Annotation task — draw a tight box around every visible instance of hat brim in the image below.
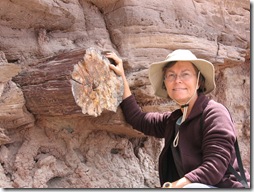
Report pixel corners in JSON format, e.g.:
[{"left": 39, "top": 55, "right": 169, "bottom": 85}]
[{"left": 149, "top": 59, "right": 216, "bottom": 98}]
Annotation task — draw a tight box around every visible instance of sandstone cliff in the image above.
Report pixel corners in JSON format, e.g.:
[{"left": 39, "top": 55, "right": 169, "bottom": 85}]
[{"left": 0, "top": 0, "right": 250, "bottom": 188}]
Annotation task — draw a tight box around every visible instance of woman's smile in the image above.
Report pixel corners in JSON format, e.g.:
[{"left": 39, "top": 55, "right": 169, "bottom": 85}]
[{"left": 173, "top": 87, "right": 187, "bottom": 91}]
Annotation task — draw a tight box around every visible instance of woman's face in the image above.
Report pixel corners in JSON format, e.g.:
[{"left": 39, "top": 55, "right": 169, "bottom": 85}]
[{"left": 164, "top": 61, "right": 198, "bottom": 104}]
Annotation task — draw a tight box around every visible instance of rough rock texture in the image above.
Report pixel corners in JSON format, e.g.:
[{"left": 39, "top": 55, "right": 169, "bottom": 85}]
[{"left": 0, "top": 0, "right": 250, "bottom": 188}]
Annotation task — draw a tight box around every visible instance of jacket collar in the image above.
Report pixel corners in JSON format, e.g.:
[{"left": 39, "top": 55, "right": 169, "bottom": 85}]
[{"left": 170, "top": 93, "right": 210, "bottom": 123}]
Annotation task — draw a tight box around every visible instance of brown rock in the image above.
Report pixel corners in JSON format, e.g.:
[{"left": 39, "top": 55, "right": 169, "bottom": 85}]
[{"left": 0, "top": 51, "right": 21, "bottom": 83}]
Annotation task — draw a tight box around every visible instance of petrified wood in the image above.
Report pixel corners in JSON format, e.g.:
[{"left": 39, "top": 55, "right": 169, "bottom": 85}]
[
  {"left": 13, "top": 48, "right": 123, "bottom": 116},
  {"left": 71, "top": 48, "right": 123, "bottom": 117}
]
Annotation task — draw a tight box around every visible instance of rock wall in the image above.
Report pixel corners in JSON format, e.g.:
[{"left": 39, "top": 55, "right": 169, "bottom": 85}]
[{"left": 0, "top": 0, "right": 250, "bottom": 188}]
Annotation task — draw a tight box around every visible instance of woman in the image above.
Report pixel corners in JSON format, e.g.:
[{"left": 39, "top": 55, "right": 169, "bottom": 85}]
[{"left": 106, "top": 49, "right": 250, "bottom": 188}]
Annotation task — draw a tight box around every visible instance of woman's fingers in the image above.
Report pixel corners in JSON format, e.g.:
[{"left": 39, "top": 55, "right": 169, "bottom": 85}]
[
  {"left": 104, "top": 52, "right": 122, "bottom": 65},
  {"left": 103, "top": 51, "right": 125, "bottom": 77}
]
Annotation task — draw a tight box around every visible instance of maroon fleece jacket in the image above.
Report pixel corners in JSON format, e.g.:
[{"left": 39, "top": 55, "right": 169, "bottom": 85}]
[{"left": 120, "top": 94, "right": 250, "bottom": 188}]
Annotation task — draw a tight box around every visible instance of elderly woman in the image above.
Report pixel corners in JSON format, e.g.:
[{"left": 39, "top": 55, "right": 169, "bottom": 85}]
[{"left": 106, "top": 49, "right": 250, "bottom": 188}]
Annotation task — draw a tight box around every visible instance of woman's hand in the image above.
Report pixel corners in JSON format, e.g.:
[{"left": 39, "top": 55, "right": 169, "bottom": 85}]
[
  {"left": 162, "top": 177, "right": 191, "bottom": 188},
  {"left": 104, "top": 51, "right": 132, "bottom": 99},
  {"left": 105, "top": 52, "right": 125, "bottom": 77}
]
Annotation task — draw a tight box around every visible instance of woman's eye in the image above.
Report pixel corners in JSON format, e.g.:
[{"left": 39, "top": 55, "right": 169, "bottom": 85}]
[
  {"left": 166, "top": 74, "right": 175, "bottom": 79},
  {"left": 182, "top": 73, "right": 191, "bottom": 77}
]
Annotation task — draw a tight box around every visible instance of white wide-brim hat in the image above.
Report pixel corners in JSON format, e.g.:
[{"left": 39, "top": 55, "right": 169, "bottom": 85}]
[{"left": 149, "top": 49, "right": 216, "bottom": 98}]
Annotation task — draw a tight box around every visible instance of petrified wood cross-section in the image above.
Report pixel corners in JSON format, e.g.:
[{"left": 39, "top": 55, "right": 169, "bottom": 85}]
[{"left": 71, "top": 48, "right": 123, "bottom": 117}]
